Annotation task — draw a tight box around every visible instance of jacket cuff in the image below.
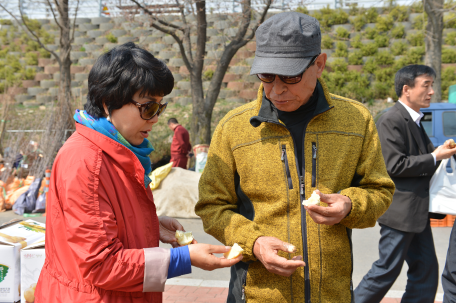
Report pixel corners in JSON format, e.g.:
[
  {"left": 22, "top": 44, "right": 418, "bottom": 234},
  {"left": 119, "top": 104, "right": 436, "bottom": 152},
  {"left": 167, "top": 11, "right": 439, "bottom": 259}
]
[
  {"left": 242, "top": 232, "right": 264, "bottom": 262},
  {"left": 143, "top": 247, "right": 170, "bottom": 292}
]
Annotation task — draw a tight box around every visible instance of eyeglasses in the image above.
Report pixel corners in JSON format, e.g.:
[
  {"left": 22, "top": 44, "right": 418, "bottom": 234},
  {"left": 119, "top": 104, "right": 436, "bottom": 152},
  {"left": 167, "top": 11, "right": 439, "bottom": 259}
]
[
  {"left": 129, "top": 100, "right": 168, "bottom": 120},
  {"left": 257, "top": 54, "right": 320, "bottom": 84}
]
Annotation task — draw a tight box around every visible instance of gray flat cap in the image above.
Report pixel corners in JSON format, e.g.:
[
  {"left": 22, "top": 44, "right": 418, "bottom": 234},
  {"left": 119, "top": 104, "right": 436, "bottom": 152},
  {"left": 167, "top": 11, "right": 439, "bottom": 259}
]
[{"left": 250, "top": 12, "right": 321, "bottom": 76}]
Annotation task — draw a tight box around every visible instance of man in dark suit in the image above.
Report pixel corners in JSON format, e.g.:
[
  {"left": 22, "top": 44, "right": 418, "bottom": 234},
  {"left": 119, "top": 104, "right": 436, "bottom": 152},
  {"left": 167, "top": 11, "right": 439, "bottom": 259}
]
[{"left": 354, "top": 65, "right": 456, "bottom": 303}]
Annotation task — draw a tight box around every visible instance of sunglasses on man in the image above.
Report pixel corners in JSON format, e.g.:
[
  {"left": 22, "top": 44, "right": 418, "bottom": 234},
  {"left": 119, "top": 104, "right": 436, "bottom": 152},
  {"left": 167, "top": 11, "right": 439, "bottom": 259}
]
[
  {"left": 256, "top": 54, "right": 320, "bottom": 84},
  {"left": 129, "top": 100, "right": 168, "bottom": 120}
]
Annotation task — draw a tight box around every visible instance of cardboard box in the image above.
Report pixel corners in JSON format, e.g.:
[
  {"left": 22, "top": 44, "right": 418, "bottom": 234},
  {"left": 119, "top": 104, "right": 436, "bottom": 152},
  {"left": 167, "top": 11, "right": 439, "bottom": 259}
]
[
  {"left": 0, "top": 220, "right": 45, "bottom": 303},
  {"left": 21, "top": 240, "right": 45, "bottom": 303}
]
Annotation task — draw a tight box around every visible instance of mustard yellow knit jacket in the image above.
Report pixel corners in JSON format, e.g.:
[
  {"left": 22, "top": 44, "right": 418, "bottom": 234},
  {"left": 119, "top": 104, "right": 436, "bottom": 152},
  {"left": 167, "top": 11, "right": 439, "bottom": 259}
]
[{"left": 195, "top": 78, "right": 395, "bottom": 303}]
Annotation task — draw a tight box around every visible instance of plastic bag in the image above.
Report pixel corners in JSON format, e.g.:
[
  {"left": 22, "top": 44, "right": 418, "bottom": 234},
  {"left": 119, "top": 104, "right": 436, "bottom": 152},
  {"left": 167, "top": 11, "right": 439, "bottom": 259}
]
[
  {"left": 429, "top": 157, "right": 456, "bottom": 215},
  {"left": 13, "top": 178, "right": 42, "bottom": 215},
  {"left": 149, "top": 162, "right": 173, "bottom": 190}
]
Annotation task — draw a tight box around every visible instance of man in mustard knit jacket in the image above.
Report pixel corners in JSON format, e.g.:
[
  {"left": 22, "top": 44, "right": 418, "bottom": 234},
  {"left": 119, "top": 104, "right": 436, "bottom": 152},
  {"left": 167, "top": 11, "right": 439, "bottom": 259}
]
[{"left": 195, "top": 12, "right": 395, "bottom": 303}]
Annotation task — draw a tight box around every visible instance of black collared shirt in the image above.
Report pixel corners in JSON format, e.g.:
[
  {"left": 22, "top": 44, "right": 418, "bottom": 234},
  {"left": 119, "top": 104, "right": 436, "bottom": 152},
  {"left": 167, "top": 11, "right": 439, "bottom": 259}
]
[{"left": 268, "top": 86, "right": 319, "bottom": 174}]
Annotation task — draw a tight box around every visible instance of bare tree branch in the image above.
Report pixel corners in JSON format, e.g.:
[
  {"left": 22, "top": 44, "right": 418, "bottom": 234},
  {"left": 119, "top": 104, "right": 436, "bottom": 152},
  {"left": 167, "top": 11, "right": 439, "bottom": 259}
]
[
  {"left": 70, "top": 0, "right": 80, "bottom": 43},
  {"left": 176, "top": 0, "right": 193, "bottom": 63},
  {"left": 0, "top": 3, "right": 61, "bottom": 66},
  {"left": 130, "top": 0, "right": 194, "bottom": 70},
  {"left": 130, "top": 0, "right": 186, "bottom": 31},
  {"left": 45, "top": 0, "right": 63, "bottom": 29}
]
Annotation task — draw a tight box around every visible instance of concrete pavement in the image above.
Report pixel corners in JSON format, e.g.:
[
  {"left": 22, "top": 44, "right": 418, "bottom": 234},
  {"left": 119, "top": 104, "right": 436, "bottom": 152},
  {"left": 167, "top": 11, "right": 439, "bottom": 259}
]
[{"left": 0, "top": 211, "right": 452, "bottom": 301}]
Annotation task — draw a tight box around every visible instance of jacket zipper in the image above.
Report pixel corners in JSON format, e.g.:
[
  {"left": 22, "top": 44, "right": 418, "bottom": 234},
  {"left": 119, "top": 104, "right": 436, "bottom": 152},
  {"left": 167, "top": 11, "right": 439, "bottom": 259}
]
[
  {"left": 312, "top": 142, "right": 317, "bottom": 188},
  {"left": 281, "top": 145, "right": 293, "bottom": 189},
  {"left": 241, "top": 270, "right": 248, "bottom": 301}
]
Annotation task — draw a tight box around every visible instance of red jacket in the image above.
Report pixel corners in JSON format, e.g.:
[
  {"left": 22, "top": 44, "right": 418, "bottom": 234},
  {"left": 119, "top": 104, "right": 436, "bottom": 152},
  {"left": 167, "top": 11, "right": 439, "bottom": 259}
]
[
  {"left": 35, "top": 124, "right": 167, "bottom": 303},
  {"left": 170, "top": 125, "right": 191, "bottom": 155}
]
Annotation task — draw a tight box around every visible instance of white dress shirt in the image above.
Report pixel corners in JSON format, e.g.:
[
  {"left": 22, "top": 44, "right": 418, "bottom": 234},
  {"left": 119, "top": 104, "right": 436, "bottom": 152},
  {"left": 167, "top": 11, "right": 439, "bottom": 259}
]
[{"left": 398, "top": 100, "right": 436, "bottom": 165}]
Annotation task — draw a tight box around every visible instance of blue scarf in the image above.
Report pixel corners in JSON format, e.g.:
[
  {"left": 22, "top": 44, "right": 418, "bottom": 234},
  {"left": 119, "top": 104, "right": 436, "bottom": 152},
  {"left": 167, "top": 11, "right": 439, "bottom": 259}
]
[{"left": 74, "top": 110, "right": 153, "bottom": 188}]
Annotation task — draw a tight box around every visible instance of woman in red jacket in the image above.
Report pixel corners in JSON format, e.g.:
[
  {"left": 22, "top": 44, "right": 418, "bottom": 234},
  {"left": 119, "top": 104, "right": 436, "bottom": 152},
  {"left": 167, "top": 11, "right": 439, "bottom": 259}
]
[{"left": 35, "top": 42, "right": 242, "bottom": 303}]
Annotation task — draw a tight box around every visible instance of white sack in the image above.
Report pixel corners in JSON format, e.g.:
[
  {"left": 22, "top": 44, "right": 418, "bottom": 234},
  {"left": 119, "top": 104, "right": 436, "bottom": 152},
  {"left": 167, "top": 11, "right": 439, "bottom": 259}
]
[
  {"left": 429, "top": 157, "right": 456, "bottom": 215},
  {"left": 152, "top": 167, "right": 201, "bottom": 218}
]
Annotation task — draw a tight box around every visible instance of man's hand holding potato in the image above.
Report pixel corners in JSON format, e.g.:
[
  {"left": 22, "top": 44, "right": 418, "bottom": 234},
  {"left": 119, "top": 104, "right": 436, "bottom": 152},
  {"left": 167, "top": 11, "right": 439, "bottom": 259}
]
[
  {"left": 304, "top": 190, "right": 352, "bottom": 225},
  {"left": 253, "top": 236, "right": 305, "bottom": 277}
]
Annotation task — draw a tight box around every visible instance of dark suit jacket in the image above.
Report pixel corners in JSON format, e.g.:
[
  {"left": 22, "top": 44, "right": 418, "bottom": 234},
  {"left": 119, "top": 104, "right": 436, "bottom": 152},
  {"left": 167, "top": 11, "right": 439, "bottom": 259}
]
[{"left": 376, "top": 102, "right": 441, "bottom": 233}]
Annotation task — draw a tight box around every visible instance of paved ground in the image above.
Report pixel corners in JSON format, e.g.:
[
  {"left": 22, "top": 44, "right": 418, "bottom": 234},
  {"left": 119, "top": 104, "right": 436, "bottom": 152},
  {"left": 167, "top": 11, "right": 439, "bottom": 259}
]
[{"left": 0, "top": 211, "right": 452, "bottom": 302}]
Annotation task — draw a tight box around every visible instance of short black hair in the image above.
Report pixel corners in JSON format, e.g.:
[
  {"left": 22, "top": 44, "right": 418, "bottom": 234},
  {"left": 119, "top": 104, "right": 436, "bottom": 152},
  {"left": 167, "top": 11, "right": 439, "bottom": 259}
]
[
  {"left": 168, "top": 118, "right": 178, "bottom": 125},
  {"left": 394, "top": 65, "right": 436, "bottom": 98},
  {"left": 85, "top": 42, "right": 174, "bottom": 118}
]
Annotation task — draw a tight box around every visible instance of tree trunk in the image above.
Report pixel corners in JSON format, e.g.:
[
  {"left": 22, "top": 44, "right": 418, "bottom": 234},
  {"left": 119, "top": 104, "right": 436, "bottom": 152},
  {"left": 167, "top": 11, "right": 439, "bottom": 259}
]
[
  {"left": 190, "top": 0, "right": 207, "bottom": 145},
  {"left": 424, "top": 0, "right": 444, "bottom": 102},
  {"left": 58, "top": 0, "right": 74, "bottom": 125}
]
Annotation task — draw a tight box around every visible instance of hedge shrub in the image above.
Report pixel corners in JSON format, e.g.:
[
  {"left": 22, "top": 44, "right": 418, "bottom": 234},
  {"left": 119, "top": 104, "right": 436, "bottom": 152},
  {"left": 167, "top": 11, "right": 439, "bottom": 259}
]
[
  {"left": 322, "top": 34, "right": 333, "bottom": 49},
  {"left": 334, "top": 41, "right": 348, "bottom": 57},
  {"left": 361, "top": 42, "right": 378, "bottom": 56},
  {"left": 407, "top": 32, "right": 424, "bottom": 46},
  {"left": 445, "top": 31, "right": 456, "bottom": 45},
  {"left": 390, "top": 41, "right": 408, "bottom": 56},
  {"left": 348, "top": 50, "right": 364, "bottom": 65},
  {"left": 391, "top": 25, "right": 405, "bottom": 39},
  {"left": 335, "top": 27, "right": 350, "bottom": 39},
  {"left": 375, "top": 34, "right": 390, "bottom": 47},
  {"left": 376, "top": 15, "right": 394, "bottom": 32},
  {"left": 442, "top": 48, "right": 456, "bottom": 63}
]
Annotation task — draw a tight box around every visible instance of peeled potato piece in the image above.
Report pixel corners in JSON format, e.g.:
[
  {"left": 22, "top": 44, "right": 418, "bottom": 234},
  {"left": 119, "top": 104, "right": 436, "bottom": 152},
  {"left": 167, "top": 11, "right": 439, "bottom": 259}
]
[
  {"left": 284, "top": 243, "right": 297, "bottom": 253},
  {"left": 224, "top": 243, "right": 244, "bottom": 259},
  {"left": 175, "top": 230, "right": 194, "bottom": 246},
  {"left": 302, "top": 190, "right": 321, "bottom": 206}
]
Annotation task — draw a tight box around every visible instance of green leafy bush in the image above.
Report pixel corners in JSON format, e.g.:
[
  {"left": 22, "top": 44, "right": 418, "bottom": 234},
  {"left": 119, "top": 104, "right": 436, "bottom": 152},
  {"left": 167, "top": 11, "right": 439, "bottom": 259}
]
[
  {"left": 407, "top": 32, "right": 424, "bottom": 46},
  {"left": 445, "top": 13, "right": 456, "bottom": 28},
  {"left": 334, "top": 41, "right": 348, "bottom": 57},
  {"left": 375, "top": 34, "right": 390, "bottom": 47},
  {"left": 374, "top": 67, "right": 395, "bottom": 85},
  {"left": 352, "top": 15, "right": 367, "bottom": 31},
  {"left": 296, "top": 6, "right": 309, "bottom": 14},
  {"left": 362, "top": 58, "right": 377, "bottom": 74},
  {"left": 0, "top": 19, "right": 12, "bottom": 25},
  {"left": 442, "top": 48, "right": 456, "bottom": 63},
  {"left": 442, "top": 67, "right": 456, "bottom": 98},
  {"left": 375, "top": 51, "right": 394, "bottom": 65},
  {"left": 38, "top": 48, "right": 51, "bottom": 59},
  {"left": 348, "top": 50, "right": 363, "bottom": 64},
  {"left": 412, "top": 14, "right": 427, "bottom": 29},
  {"left": 410, "top": 1, "right": 423, "bottom": 13},
  {"left": 364, "top": 27, "right": 378, "bottom": 39},
  {"left": 394, "top": 47, "right": 425, "bottom": 68},
  {"left": 372, "top": 81, "right": 394, "bottom": 99},
  {"left": 361, "top": 42, "right": 378, "bottom": 56},
  {"left": 203, "top": 69, "right": 214, "bottom": 81},
  {"left": 364, "top": 7, "right": 379, "bottom": 23},
  {"left": 351, "top": 34, "right": 363, "bottom": 48},
  {"left": 312, "top": 6, "right": 349, "bottom": 28},
  {"left": 24, "top": 68, "right": 36, "bottom": 80},
  {"left": 376, "top": 15, "right": 394, "bottom": 32},
  {"left": 322, "top": 34, "right": 333, "bottom": 49},
  {"left": 25, "top": 40, "right": 40, "bottom": 52},
  {"left": 106, "top": 33, "right": 118, "bottom": 43},
  {"left": 390, "top": 41, "right": 408, "bottom": 55},
  {"left": 391, "top": 25, "right": 405, "bottom": 39},
  {"left": 388, "top": 5, "right": 409, "bottom": 22},
  {"left": 335, "top": 27, "right": 350, "bottom": 39},
  {"left": 445, "top": 32, "right": 456, "bottom": 45},
  {"left": 25, "top": 53, "right": 38, "bottom": 65},
  {"left": 348, "top": 3, "right": 360, "bottom": 16},
  {"left": 329, "top": 58, "right": 348, "bottom": 72}
]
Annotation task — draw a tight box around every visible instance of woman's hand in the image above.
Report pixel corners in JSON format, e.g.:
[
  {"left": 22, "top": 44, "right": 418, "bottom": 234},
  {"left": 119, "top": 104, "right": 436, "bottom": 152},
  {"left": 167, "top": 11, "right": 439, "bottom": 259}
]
[
  {"left": 158, "top": 216, "right": 185, "bottom": 248},
  {"left": 188, "top": 244, "right": 243, "bottom": 271}
]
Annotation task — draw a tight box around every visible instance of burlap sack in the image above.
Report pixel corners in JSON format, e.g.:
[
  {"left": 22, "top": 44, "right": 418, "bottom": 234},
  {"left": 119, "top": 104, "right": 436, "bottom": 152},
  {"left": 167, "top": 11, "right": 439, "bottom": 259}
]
[{"left": 152, "top": 167, "right": 201, "bottom": 218}]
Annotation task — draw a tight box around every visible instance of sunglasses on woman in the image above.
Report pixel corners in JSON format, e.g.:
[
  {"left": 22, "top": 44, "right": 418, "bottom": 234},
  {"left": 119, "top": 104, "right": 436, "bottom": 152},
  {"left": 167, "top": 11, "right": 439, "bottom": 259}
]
[
  {"left": 257, "top": 54, "right": 320, "bottom": 84},
  {"left": 129, "top": 100, "right": 168, "bottom": 120}
]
